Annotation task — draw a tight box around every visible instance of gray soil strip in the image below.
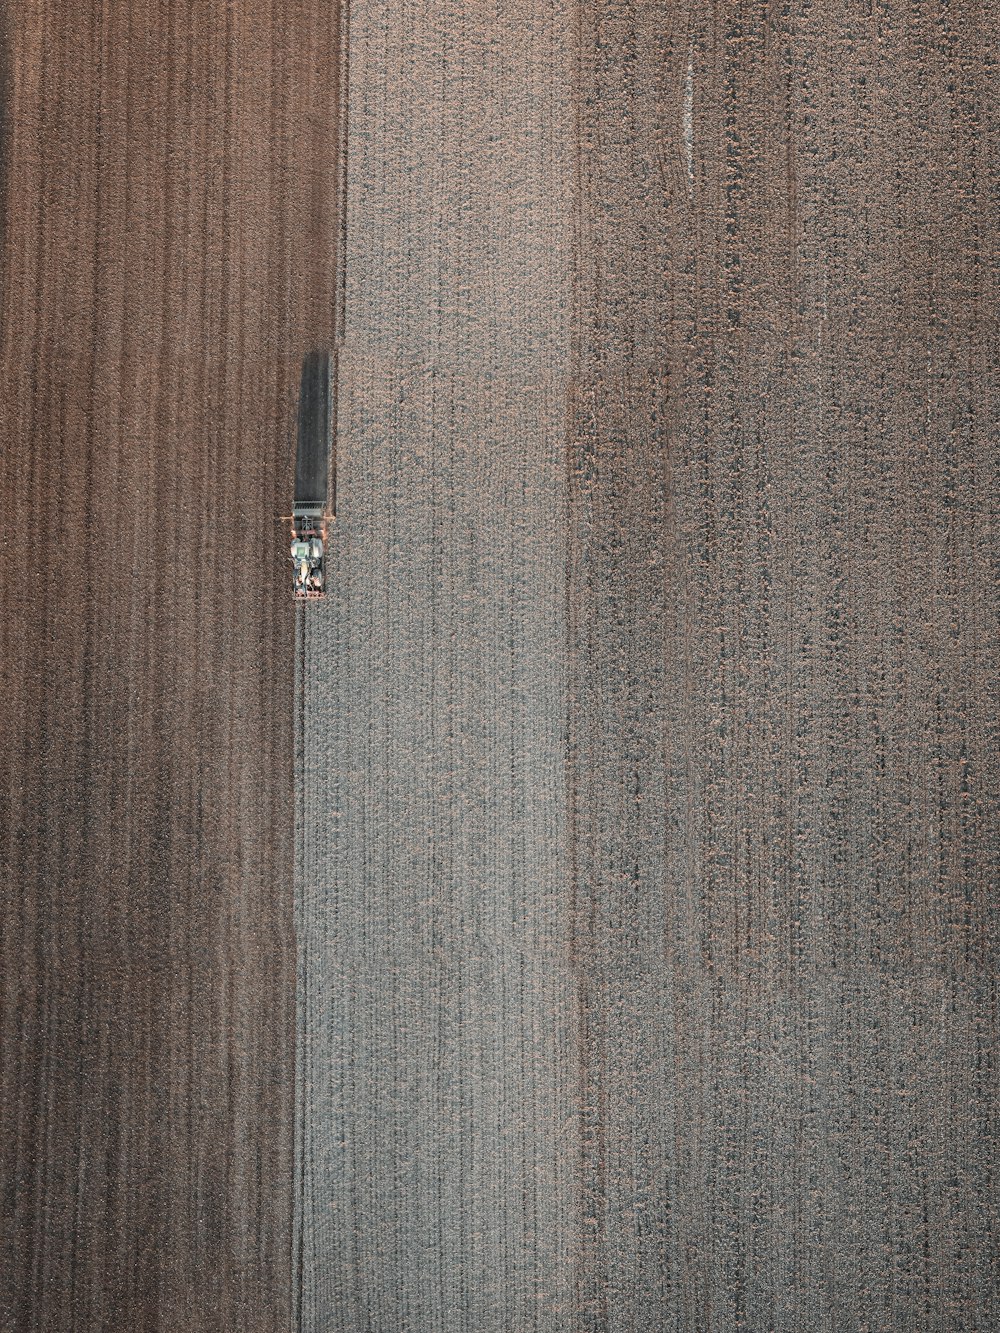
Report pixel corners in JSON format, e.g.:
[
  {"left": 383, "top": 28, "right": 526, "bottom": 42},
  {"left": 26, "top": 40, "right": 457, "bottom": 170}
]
[
  {"left": 293, "top": 1, "right": 579, "bottom": 1328},
  {"left": 296, "top": 1, "right": 999, "bottom": 1330}
]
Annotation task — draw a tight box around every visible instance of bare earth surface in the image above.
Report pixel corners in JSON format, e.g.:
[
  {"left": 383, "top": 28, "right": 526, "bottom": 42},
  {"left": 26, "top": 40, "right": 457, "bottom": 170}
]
[
  {"left": 567, "top": 7, "right": 1000, "bottom": 1329},
  {"left": 1, "top": 1, "right": 998, "bottom": 1331},
  {"left": 294, "top": 1, "right": 579, "bottom": 1325},
  {"left": 0, "top": 4, "right": 341, "bottom": 1329},
  {"left": 297, "top": 2, "right": 999, "bottom": 1331}
]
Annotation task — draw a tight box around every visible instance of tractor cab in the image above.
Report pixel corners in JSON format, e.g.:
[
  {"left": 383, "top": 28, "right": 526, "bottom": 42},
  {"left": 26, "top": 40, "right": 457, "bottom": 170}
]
[{"left": 290, "top": 511, "right": 327, "bottom": 598}]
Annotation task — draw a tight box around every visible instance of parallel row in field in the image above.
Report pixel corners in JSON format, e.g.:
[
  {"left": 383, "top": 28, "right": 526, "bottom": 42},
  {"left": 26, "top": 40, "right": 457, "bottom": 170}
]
[
  {"left": 298, "top": 2, "right": 999, "bottom": 1330},
  {"left": 0, "top": 4, "right": 342, "bottom": 1328}
]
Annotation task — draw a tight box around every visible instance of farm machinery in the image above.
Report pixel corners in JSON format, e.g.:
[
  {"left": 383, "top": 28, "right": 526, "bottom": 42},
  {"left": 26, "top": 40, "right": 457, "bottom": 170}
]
[{"left": 286, "top": 351, "right": 334, "bottom": 600}]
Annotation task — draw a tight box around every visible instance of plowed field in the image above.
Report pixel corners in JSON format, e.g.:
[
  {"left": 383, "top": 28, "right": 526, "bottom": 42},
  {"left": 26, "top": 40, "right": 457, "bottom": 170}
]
[
  {"left": 1, "top": 5, "right": 343, "bottom": 1328},
  {"left": 2, "top": 3, "right": 997, "bottom": 1332}
]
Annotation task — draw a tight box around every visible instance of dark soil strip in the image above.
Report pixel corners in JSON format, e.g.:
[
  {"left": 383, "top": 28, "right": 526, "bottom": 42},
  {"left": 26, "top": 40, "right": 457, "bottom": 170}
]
[{"left": 0, "top": 4, "right": 341, "bottom": 1328}]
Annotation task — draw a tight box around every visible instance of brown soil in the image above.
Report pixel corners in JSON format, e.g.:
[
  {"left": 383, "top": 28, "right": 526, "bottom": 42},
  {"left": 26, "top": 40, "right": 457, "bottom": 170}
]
[
  {"left": 0, "top": 4, "right": 343, "bottom": 1329},
  {"left": 567, "top": 5, "right": 999, "bottom": 1327},
  {"left": 2, "top": 1, "right": 998, "bottom": 1331}
]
